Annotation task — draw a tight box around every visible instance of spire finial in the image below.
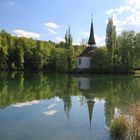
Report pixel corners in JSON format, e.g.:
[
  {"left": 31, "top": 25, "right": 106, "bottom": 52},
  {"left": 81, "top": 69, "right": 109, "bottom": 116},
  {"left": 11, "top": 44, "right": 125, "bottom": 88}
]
[{"left": 91, "top": 13, "right": 93, "bottom": 22}]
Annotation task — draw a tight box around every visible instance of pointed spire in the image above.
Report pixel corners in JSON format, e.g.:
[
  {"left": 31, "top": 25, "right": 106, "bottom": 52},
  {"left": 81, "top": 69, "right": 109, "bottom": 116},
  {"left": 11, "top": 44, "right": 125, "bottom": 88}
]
[{"left": 88, "top": 15, "right": 96, "bottom": 46}]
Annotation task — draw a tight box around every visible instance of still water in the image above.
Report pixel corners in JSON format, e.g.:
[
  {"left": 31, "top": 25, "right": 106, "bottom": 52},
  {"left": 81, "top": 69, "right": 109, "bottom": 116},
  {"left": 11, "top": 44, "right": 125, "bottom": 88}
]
[{"left": 0, "top": 72, "right": 140, "bottom": 140}]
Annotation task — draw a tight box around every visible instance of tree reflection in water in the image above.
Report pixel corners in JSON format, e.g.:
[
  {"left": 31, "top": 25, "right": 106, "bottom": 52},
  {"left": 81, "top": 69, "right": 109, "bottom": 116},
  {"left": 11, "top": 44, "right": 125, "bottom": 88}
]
[{"left": 0, "top": 72, "right": 140, "bottom": 127}]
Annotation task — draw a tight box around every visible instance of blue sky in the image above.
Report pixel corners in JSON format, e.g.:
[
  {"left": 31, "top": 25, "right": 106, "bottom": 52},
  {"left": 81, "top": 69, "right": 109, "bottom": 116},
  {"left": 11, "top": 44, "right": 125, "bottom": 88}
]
[{"left": 0, "top": 0, "right": 140, "bottom": 46}]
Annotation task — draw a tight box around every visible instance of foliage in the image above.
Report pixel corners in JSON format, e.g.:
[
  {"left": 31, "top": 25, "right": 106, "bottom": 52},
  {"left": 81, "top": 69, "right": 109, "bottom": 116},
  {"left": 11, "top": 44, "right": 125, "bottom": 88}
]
[
  {"left": 0, "top": 26, "right": 140, "bottom": 73},
  {"left": 91, "top": 47, "right": 112, "bottom": 73},
  {"left": 110, "top": 116, "right": 129, "bottom": 140},
  {"left": 0, "top": 47, "right": 7, "bottom": 70},
  {"left": 65, "top": 26, "right": 73, "bottom": 48},
  {"left": 129, "top": 101, "right": 140, "bottom": 140},
  {"left": 106, "top": 18, "right": 116, "bottom": 53},
  {"left": 110, "top": 100, "right": 140, "bottom": 140},
  {"left": 91, "top": 29, "right": 140, "bottom": 73},
  {"left": 0, "top": 30, "right": 82, "bottom": 72}
]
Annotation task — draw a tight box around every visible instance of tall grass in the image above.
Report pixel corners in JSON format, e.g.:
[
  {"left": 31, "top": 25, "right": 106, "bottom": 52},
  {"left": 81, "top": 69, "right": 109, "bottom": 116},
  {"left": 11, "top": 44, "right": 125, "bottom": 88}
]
[
  {"left": 110, "top": 116, "right": 129, "bottom": 140},
  {"left": 110, "top": 101, "right": 140, "bottom": 140},
  {"left": 129, "top": 101, "right": 140, "bottom": 140}
]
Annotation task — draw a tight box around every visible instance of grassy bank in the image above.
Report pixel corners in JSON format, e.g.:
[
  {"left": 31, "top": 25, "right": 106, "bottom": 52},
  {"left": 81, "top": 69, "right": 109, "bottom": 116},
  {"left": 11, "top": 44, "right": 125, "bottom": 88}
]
[{"left": 110, "top": 101, "right": 140, "bottom": 140}]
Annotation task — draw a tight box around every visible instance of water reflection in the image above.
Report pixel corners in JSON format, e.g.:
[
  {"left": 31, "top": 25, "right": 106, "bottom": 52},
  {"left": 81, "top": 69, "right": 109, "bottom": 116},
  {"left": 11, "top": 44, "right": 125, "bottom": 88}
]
[
  {"left": 0, "top": 72, "right": 140, "bottom": 139},
  {"left": 78, "top": 77, "right": 90, "bottom": 90}
]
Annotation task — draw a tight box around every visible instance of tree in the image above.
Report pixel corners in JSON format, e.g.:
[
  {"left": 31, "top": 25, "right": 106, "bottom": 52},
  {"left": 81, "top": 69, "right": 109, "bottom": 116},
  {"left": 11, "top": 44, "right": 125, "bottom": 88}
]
[
  {"left": 134, "top": 33, "right": 140, "bottom": 67},
  {"left": 80, "top": 38, "right": 88, "bottom": 48},
  {"left": 0, "top": 47, "right": 7, "bottom": 70},
  {"left": 65, "top": 26, "right": 73, "bottom": 48},
  {"left": 106, "top": 18, "right": 117, "bottom": 66},
  {"left": 117, "top": 31, "right": 135, "bottom": 71},
  {"left": 14, "top": 39, "right": 24, "bottom": 70},
  {"left": 91, "top": 47, "right": 112, "bottom": 73}
]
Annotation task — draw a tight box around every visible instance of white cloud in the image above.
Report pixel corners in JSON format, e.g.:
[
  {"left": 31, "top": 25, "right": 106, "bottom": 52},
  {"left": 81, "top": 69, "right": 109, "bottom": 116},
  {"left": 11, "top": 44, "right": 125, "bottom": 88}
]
[
  {"left": 82, "top": 32, "right": 89, "bottom": 38},
  {"left": 116, "top": 14, "right": 140, "bottom": 34},
  {"left": 95, "top": 35, "right": 105, "bottom": 46},
  {"left": 125, "top": 0, "right": 140, "bottom": 9},
  {"left": 121, "top": 14, "right": 140, "bottom": 26},
  {"left": 48, "top": 28, "right": 57, "bottom": 35},
  {"left": 8, "top": 1, "right": 15, "bottom": 5},
  {"left": 12, "top": 100, "right": 40, "bottom": 107},
  {"left": 113, "top": 16, "right": 121, "bottom": 26},
  {"left": 56, "top": 36, "right": 64, "bottom": 42},
  {"left": 44, "top": 22, "right": 59, "bottom": 29},
  {"left": 106, "top": 0, "right": 140, "bottom": 34},
  {"left": 13, "top": 29, "right": 40, "bottom": 38},
  {"left": 106, "top": 5, "right": 135, "bottom": 16},
  {"left": 44, "top": 22, "right": 59, "bottom": 35}
]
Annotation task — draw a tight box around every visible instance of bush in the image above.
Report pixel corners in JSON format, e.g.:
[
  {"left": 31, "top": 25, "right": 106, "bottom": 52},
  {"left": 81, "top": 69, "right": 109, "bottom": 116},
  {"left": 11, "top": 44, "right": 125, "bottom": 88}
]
[{"left": 110, "top": 116, "right": 129, "bottom": 140}]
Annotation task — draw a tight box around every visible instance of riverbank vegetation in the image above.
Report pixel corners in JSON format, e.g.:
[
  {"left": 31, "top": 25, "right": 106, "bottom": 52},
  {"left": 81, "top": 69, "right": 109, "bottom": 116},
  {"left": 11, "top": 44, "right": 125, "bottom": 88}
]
[
  {"left": 110, "top": 101, "right": 140, "bottom": 140},
  {"left": 0, "top": 18, "right": 140, "bottom": 73}
]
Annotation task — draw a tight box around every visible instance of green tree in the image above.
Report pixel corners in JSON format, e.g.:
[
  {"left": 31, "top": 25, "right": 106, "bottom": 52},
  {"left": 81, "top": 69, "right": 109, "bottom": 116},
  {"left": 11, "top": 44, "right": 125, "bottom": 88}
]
[
  {"left": 32, "top": 48, "right": 44, "bottom": 70},
  {"left": 91, "top": 47, "right": 112, "bottom": 73},
  {"left": 134, "top": 33, "right": 140, "bottom": 67},
  {"left": 0, "top": 47, "right": 7, "bottom": 70},
  {"left": 65, "top": 26, "right": 72, "bottom": 48},
  {"left": 14, "top": 39, "right": 24, "bottom": 70},
  {"left": 117, "top": 31, "right": 135, "bottom": 71},
  {"left": 106, "top": 18, "right": 117, "bottom": 66}
]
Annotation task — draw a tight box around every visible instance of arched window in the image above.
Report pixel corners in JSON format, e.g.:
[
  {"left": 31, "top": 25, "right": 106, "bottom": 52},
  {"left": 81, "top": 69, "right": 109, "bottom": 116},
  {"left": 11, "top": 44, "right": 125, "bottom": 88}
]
[{"left": 79, "top": 58, "right": 81, "bottom": 64}]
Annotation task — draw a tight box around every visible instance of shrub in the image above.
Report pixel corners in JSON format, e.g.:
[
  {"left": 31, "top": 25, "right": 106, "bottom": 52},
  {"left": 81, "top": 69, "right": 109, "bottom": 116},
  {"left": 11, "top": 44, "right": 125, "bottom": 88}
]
[{"left": 110, "top": 116, "right": 129, "bottom": 140}]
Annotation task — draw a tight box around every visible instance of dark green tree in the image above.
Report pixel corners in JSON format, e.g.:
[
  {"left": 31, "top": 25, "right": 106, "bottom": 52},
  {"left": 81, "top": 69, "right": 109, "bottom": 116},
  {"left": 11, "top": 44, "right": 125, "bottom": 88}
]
[
  {"left": 65, "top": 26, "right": 73, "bottom": 48},
  {"left": 0, "top": 47, "right": 7, "bottom": 70},
  {"left": 106, "top": 18, "right": 117, "bottom": 66},
  {"left": 14, "top": 39, "right": 24, "bottom": 70}
]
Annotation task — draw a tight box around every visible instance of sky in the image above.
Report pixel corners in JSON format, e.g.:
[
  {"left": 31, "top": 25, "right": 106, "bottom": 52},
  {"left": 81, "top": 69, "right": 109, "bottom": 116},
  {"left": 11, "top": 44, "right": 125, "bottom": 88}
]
[{"left": 0, "top": 0, "right": 140, "bottom": 46}]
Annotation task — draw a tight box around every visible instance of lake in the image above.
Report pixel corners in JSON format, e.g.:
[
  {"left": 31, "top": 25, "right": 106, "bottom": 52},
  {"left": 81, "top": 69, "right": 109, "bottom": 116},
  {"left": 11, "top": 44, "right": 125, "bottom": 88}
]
[{"left": 0, "top": 72, "right": 140, "bottom": 140}]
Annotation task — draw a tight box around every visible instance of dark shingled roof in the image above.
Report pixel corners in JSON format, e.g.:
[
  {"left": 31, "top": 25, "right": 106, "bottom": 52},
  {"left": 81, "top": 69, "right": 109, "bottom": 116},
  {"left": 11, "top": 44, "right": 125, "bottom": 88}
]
[{"left": 78, "top": 47, "right": 95, "bottom": 57}]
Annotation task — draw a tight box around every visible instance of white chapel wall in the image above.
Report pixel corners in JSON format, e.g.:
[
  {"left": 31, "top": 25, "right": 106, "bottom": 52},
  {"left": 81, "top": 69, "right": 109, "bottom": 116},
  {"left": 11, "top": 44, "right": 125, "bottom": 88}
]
[{"left": 77, "top": 57, "right": 91, "bottom": 69}]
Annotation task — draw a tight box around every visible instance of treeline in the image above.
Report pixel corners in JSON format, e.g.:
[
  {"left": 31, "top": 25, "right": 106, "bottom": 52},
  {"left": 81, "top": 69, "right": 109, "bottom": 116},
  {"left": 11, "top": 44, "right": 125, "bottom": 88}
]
[
  {"left": 1, "top": 18, "right": 140, "bottom": 73},
  {"left": 0, "top": 29, "right": 83, "bottom": 72},
  {"left": 91, "top": 18, "right": 140, "bottom": 73}
]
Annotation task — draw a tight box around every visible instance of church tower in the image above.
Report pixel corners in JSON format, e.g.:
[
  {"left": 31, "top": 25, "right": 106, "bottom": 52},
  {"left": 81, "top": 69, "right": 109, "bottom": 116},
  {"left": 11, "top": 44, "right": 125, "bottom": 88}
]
[{"left": 77, "top": 16, "right": 96, "bottom": 70}]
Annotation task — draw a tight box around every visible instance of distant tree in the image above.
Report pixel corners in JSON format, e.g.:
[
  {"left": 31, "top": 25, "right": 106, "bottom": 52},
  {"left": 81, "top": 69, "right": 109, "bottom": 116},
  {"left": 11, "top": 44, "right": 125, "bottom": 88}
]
[
  {"left": 56, "top": 41, "right": 65, "bottom": 48},
  {"left": 14, "top": 39, "right": 24, "bottom": 70},
  {"left": 65, "top": 26, "right": 73, "bottom": 48},
  {"left": 80, "top": 38, "right": 88, "bottom": 48},
  {"left": 0, "top": 28, "right": 114, "bottom": 73}
]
